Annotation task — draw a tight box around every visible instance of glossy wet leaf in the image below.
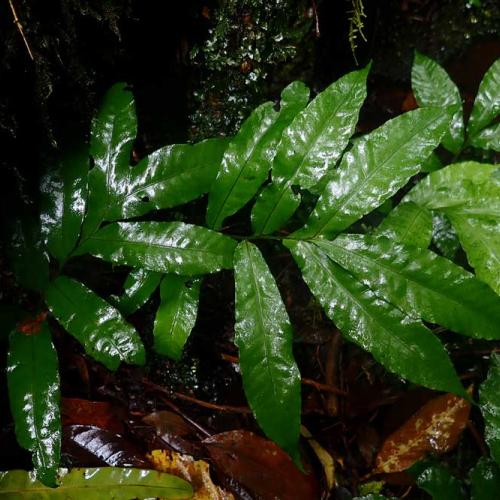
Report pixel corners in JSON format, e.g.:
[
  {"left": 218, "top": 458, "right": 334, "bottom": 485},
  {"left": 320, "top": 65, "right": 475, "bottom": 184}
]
[
  {"left": 234, "top": 241, "right": 301, "bottom": 461},
  {"left": 421, "top": 152, "right": 443, "bottom": 173},
  {"left": 0, "top": 467, "right": 192, "bottom": 499},
  {"left": 203, "top": 430, "right": 318, "bottom": 500},
  {"left": 9, "top": 214, "right": 49, "bottom": 293},
  {"left": 467, "top": 57, "right": 500, "bottom": 138},
  {"left": 206, "top": 82, "right": 309, "bottom": 230},
  {"left": 63, "top": 425, "right": 149, "bottom": 467},
  {"left": 412, "top": 51, "right": 464, "bottom": 153},
  {"left": 408, "top": 161, "right": 500, "bottom": 290},
  {"left": 121, "top": 138, "right": 229, "bottom": 219},
  {"left": 373, "top": 393, "right": 470, "bottom": 473},
  {"left": 415, "top": 465, "right": 466, "bottom": 500},
  {"left": 251, "top": 65, "right": 369, "bottom": 235},
  {"left": 480, "top": 353, "right": 500, "bottom": 465},
  {"left": 317, "top": 234, "right": 500, "bottom": 340},
  {"left": 285, "top": 240, "right": 464, "bottom": 395},
  {"left": 82, "top": 83, "right": 137, "bottom": 238},
  {"left": 114, "top": 268, "right": 162, "bottom": 316},
  {"left": 251, "top": 181, "right": 301, "bottom": 236},
  {"left": 470, "top": 458, "right": 500, "bottom": 500},
  {"left": 406, "top": 161, "right": 500, "bottom": 217},
  {"left": 470, "top": 122, "right": 500, "bottom": 152},
  {"left": 296, "top": 107, "right": 449, "bottom": 238},
  {"left": 449, "top": 215, "right": 500, "bottom": 294},
  {"left": 45, "top": 276, "right": 145, "bottom": 370},
  {"left": 432, "top": 212, "right": 460, "bottom": 260},
  {"left": 76, "top": 221, "right": 237, "bottom": 276},
  {"left": 7, "top": 322, "right": 60, "bottom": 486},
  {"left": 153, "top": 274, "right": 201, "bottom": 361},
  {"left": 40, "top": 145, "right": 89, "bottom": 261},
  {"left": 375, "top": 202, "right": 432, "bottom": 248}
]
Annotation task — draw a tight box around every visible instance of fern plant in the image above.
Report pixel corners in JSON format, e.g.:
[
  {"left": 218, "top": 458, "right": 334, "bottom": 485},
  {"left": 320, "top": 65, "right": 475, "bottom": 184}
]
[{"left": 6, "top": 53, "right": 500, "bottom": 486}]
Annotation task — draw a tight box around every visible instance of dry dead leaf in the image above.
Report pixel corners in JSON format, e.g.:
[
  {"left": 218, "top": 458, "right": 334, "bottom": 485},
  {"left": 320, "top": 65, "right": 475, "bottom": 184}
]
[
  {"left": 148, "top": 449, "right": 234, "bottom": 500},
  {"left": 143, "top": 410, "right": 192, "bottom": 437},
  {"left": 373, "top": 392, "right": 470, "bottom": 474},
  {"left": 62, "top": 397, "right": 124, "bottom": 434},
  {"left": 203, "top": 430, "right": 319, "bottom": 500},
  {"left": 301, "top": 425, "right": 336, "bottom": 490}
]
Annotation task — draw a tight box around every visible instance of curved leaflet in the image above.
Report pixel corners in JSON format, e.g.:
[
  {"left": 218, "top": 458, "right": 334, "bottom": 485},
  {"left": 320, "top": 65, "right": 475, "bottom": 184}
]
[
  {"left": 470, "top": 458, "right": 500, "bottom": 500},
  {"left": 470, "top": 122, "right": 500, "bottom": 152},
  {"left": 415, "top": 465, "right": 466, "bottom": 500},
  {"left": 315, "top": 234, "right": 500, "bottom": 340},
  {"left": 296, "top": 107, "right": 449, "bottom": 238},
  {"left": 407, "top": 162, "right": 500, "bottom": 292},
  {"left": 467, "top": 58, "right": 500, "bottom": 138},
  {"left": 285, "top": 239, "right": 465, "bottom": 396},
  {"left": 412, "top": 51, "right": 464, "bottom": 153},
  {"left": 45, "top": 276, "right": 145, "bottom": 370},
  {"left": 121, "top": 138, "right": 229, "bottom": 219},
  {"left": 450, "top": 216, "right": 500, "bottom": 295},
  {"left": 480, "top": 353, "right": 500, "bottom": 465},
  {"left": 234, "top": 241, "right": 301, "bottom": 462},
  {"left": 114, "top": 268, "right": 163, "bottom": 316},
  {"left": 9, "top": 215, "right": 49, "bottom": 293},
  {"left": 82, "top": 83, "right": 137, "bottom": 238},
  {"left": 406, "top": 161, "right": 500, "bottom": 216},
  {"left": 251, "top": 65, "right": 369, "bottom": 234},
  {"left": 75, "top": 221, "right": 237, "bottom": 276},
  {"left": 206, "top": 82, "right": 309, "bottom": 230},
  {"left": 0, "top": 468, "right": 192, "bottom": 499},
  {"left": 7, "top": 322, "right": 60, "bottom": 486},
  {"left": 154, "top": 274, "right": 201, "bottom": 361},
  {"left": 374, "top": 201, "right": 433, "bottom": 248},
  {"left": 40, "top": 145, "right": 89, "bottom": 260}
]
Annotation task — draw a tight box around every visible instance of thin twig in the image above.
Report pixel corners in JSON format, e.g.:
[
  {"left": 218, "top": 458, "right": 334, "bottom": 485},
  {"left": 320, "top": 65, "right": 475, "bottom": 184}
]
[
  {"left": 302, "top": 377, "right": 346, "bottom": 396},
  {"left": 141, "top": 379, "right": 211, "bottom": 436},
  {"left": 143, "top": 378, "right": 251, "bottom": 414},
  {"left": 311, "top": 0, "right": 320, "bottom": 37},
  {"left": 8, "top": 0, "right": 34, "bottom": 60},
  {"left": 172, "top": 391, "right": 252, "bottom": 414},
  {"left": 220, "top": 352, "right": 347, "bottom": 396}
]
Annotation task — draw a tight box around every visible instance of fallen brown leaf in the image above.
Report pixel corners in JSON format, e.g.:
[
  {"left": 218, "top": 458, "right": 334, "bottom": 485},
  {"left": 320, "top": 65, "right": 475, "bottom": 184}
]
[
  {"left": 373, "top": 392, "right": 470, "bottom": 474},
  {"left": 203, "top": 430, "right": 319, "bottom": 500},
  {"left": 63, "top": 424, "right": 149, "bottom": 467},
  {"left": 148, "top": 449, "right": 233, "bottom": 500},
  {"left": 62, "top": 397, "right": 124, "bottom": 434},
  {"left": 143, "top": 410, "right": 193, "bottom": 437}
]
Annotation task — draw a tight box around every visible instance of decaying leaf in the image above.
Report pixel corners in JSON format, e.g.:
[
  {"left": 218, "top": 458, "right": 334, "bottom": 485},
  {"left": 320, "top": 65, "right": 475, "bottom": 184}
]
[
  {"left": 373, "top": 392, "right": 470, "bottom": 473},
  {"left": 62, "top": 397, "right": 124, "bottom": 434},
  {"left": 301, "top": 425, "right": 336, "bottom": 490},
  {"left": 143, "top": 411, "right": 192, "bottom": 438},
  {"left": 203, "top": 430, "right": 319, "bottom": 500},
  {"left": 63, "top": 425, "right": 149, "bottom": 468},
  {"left": 148, "top": 449, "right": 233, "bottom": 500}
]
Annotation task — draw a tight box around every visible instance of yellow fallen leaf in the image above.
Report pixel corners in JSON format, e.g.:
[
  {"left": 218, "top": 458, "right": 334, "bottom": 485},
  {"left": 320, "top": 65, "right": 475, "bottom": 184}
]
[
  {"left": 301, "top": 425, "right": 336, "bottom": 490},
  {"left": 373, "top": 391, "right": 471, "bottom": 474},
  {"left": 148, "top": 449, "right": 234, "bottom": 500}
]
